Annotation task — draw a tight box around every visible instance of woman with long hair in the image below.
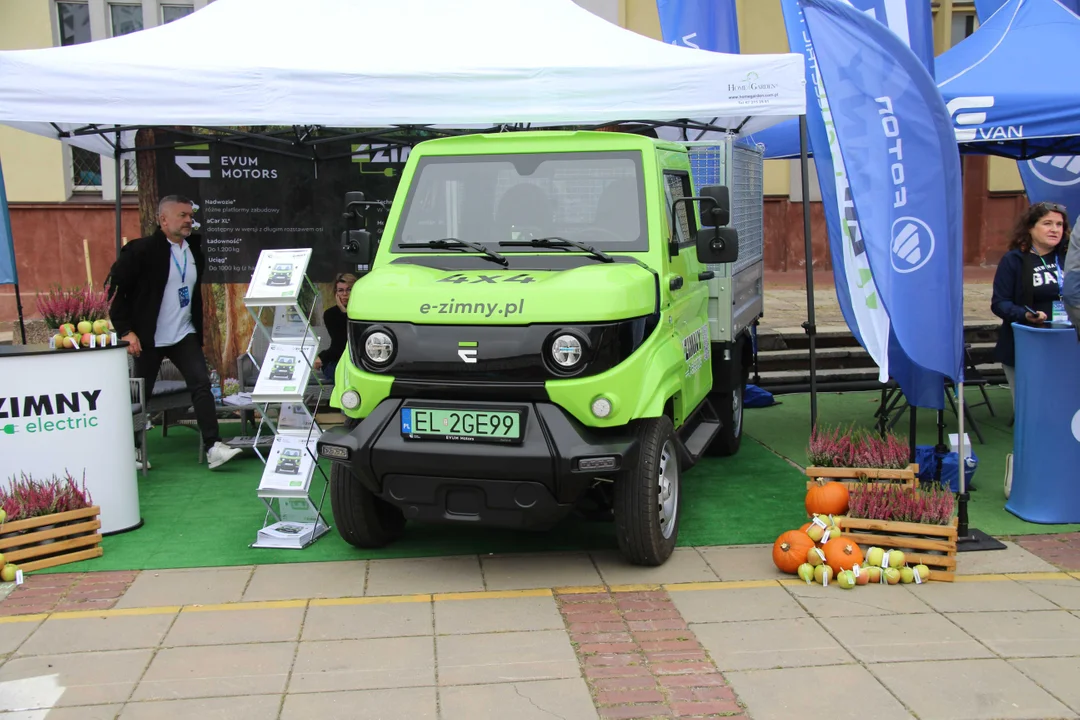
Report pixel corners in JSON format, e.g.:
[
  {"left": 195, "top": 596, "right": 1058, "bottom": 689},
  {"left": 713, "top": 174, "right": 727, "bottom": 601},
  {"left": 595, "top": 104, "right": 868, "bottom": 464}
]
[{"left": 991, "top": 201, "right": 1071, "bottom": 407}]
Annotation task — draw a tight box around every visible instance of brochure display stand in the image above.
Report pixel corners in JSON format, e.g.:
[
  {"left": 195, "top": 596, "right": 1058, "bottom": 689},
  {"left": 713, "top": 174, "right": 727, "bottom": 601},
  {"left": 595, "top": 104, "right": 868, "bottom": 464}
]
[{"left": 242, "top": 249, "right": 331, "bottom": 549}]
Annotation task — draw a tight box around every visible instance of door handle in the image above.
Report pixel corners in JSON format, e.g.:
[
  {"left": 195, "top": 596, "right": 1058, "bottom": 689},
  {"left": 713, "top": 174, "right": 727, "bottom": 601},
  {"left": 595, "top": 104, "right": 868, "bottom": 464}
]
[
  {"left": 698, "top": 271, "right": 715, "bottom": 281},
  {"left": 669, "top": 276, "right": 684, "bottom": 291}
]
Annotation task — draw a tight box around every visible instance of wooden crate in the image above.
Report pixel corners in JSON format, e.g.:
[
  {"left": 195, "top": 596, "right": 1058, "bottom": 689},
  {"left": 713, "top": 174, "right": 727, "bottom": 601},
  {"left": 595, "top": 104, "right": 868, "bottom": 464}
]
[
  {"left": 806, "top": 464, "right": 920, "bottom": 493},
  {"left": 837, "top": 516, "right": 958, "bottom": 582},
  {"left": 0, "top": 506, "right": 103, "bottom": 572}
]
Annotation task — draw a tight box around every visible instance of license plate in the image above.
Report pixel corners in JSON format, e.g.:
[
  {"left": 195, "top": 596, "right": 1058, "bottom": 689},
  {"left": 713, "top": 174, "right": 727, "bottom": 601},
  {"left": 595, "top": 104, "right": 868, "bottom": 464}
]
[{"left": 401, "top": 407, "right": 521, "bottom": 443}]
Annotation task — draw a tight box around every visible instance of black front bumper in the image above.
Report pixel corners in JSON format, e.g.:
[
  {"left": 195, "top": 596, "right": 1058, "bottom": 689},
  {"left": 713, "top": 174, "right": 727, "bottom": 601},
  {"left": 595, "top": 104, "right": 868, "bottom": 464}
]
[{"left": 317, "top": 398, "right": 639, "bottom": 530}]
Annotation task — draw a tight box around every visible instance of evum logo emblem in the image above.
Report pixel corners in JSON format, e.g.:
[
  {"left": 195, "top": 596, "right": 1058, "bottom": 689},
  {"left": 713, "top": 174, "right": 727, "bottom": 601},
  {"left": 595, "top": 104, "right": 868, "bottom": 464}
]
[
  {"left": 457, "top": 341, "right": 478, "bottom": 363},
  {"left": 890, "top": 217, "right": 935, "bottom": 274},
  {"left": 1027, "top": 156, "right": 1080, "bottom": 187}
]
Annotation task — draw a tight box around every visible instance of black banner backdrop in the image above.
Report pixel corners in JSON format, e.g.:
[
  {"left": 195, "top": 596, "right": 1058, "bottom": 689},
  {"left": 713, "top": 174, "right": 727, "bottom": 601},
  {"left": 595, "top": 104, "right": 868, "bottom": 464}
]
[{"left": 154, "top": 131, "right": 408, "bottom": 283}]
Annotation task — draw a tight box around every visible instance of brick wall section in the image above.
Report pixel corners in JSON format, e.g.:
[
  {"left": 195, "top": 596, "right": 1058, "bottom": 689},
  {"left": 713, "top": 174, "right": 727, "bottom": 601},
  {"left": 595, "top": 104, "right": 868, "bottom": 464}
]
[
  {"left": 0, "top": 571, "right": 138, "bottom": 616},
  {"left": 556, "top": 588, "right": 748, "bottom": 720}
]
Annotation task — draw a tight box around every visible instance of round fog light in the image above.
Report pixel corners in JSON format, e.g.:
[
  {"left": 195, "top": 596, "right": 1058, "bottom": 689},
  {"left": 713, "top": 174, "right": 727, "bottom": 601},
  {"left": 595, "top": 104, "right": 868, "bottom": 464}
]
[
  {"left": 591, "top": 396, "right": 613, "bottom": 418},
  {"left": 365, "top": 331, "right": 394, "bottom": 364},
  {"left": 552, "top": 334, "right": 583, "bottom": 368},
  {"left": 341, "top": 390, "right": 361, "bottom": 409}
]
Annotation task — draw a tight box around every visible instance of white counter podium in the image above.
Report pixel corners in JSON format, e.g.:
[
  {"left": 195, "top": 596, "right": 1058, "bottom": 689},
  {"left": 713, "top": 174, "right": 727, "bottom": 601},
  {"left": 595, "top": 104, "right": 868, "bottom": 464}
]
[{"left": 0, "top": 342, "right": 142, "bottom": 534}]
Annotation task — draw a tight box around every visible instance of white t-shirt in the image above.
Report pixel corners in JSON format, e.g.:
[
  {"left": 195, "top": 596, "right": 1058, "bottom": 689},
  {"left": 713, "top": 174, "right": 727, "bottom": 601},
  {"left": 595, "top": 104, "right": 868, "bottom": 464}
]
[{"left": 155, "top": 239, "right": 197, "bottom": 347}]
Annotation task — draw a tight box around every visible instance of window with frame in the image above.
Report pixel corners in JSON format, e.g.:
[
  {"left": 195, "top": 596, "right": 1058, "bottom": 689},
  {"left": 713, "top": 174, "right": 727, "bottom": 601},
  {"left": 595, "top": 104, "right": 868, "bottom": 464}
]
[
  {"left": 950, "top": 12, "right": 978, "bottom": 47},
  {"left": 162, "top": 5, "right": 194, "bottom": 23},
  {"left": 57, "top": 2, "right": 91, "bottom": 46},
  {"left": 663, "top": 171, "right": 695, "bottom": 246},
  {"left": 110, "top": 4, "right": 144, "bottom": 36}
]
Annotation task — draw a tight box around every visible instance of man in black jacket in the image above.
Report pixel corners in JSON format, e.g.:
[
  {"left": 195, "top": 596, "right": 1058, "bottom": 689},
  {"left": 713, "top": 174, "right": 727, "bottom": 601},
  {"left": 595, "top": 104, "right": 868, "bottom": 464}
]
[{"left": 107, "top": 194, "right": 242, "bottom": 470}]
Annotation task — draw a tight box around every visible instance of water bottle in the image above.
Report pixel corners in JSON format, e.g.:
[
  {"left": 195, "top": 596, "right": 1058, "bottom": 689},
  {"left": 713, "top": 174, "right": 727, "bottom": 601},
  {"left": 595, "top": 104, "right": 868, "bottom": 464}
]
[{"left": 210, "top": 366, "right": 222, "bottom": 404}]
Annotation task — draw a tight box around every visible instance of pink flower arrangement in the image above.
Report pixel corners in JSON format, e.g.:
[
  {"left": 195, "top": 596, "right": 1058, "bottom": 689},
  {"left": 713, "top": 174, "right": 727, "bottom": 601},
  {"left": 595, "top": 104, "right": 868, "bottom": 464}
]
[
  {"left": 807, "top": 423, "right": 909, "bottom": 469},
  {"left": 847, "top": 481, "right": 955, "bottom": 525},
  {"left": 0, "top": 471, "right": 94, "bottom": 522},
  {"left": 35, "top": 285, "right": 111, "bottom": 329}
]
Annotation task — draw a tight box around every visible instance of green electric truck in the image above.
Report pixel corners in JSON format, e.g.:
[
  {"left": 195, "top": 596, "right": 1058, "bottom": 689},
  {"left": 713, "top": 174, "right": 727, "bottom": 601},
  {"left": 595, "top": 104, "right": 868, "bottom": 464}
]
[{"left": 317, "top": 130, "right": 765, "bottom": 565}]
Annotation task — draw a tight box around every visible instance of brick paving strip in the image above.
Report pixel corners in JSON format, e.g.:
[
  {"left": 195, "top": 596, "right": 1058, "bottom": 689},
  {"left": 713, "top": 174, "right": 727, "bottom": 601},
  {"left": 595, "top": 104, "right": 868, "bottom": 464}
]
[
  {"left": 556, "top": 587, "right": 748, "bottom": 720},
  {"left": 1016, "top": 532, "right": 1080, "bottom": 571},
  {"left": 0, "top": 571, "right": 138, "bottom": 616}
]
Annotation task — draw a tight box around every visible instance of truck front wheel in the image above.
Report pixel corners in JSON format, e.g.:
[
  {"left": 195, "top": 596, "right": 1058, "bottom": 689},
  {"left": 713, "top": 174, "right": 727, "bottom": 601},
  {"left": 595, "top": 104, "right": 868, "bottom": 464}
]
[
  {"left": 708, "top": 384, "right": 744, "bottom": 456},
  {"left": 330, "top": 462, "right": 406, "bottom": 548},
  {"left": 614, "top": 416, "right": 680, "bottom": 566}
]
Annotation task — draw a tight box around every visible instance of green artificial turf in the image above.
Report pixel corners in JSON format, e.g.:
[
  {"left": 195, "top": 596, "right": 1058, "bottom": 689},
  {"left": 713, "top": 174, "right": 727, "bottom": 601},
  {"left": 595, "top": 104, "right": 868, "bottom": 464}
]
[
  {"left": 743, "top": 386, "right": 1080, "bottom": 538},
  {"left": 42, "top": 420, "right": 808, "bottom": 573},
  {"left": 41, "top": 384, "right": 1074, "bottom": 574}
]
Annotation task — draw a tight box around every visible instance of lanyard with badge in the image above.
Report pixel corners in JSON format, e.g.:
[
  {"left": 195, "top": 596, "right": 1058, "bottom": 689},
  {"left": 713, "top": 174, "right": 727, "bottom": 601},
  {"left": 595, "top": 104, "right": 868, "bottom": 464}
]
[
  {"left": 172, "top": 244, "right": 191, "bottom": 309},
  {"left": 1037, "top": 254, "right": 1070, "bottom": 325}
]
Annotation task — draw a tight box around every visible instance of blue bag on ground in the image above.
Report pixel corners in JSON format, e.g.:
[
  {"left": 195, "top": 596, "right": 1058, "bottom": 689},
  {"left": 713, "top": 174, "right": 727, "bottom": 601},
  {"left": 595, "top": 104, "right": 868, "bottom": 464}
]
[
  {"left": 915, "top": 445, "right": 978, "bottom": 493},
  {"left": 744, "top": 384, "right": 777, "bottom": 408}
]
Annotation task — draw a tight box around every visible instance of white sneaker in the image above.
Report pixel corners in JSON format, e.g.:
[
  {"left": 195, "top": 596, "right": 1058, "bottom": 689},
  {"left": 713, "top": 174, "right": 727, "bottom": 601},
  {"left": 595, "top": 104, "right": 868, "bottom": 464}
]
[
  {"left": 135, "top": 448, "right": 152, "bottom": 470},
  {"left": 207, "top": 441, "right": 243, "bottom": 470}
]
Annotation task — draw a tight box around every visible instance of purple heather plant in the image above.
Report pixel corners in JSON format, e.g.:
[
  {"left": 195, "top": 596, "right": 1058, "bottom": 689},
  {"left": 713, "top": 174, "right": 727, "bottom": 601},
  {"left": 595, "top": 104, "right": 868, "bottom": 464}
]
[
  {"left": 807, "top": 423, "right": 909, "bottom": 469},
  {"left": 846, "top": 481, "right": 955, "bottom": 525},
  {"left": 0, "top": 470, "right": 93, "bottom": 522},
  {"left": 35, "top": 285, "right": 110, "bottom": 329}
]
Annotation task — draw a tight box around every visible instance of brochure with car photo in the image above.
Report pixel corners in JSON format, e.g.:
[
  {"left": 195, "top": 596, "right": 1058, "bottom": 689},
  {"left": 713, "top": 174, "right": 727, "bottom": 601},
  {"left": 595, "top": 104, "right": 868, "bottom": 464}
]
[
  {"left": 252, "top": 342, "right": 317, "bottom": 402},
  {"left": 257, "top": 433, "right": 319, "bottom": 497},
  {"left": 243, "top": 248, "right": 313, "bottom": 306}
]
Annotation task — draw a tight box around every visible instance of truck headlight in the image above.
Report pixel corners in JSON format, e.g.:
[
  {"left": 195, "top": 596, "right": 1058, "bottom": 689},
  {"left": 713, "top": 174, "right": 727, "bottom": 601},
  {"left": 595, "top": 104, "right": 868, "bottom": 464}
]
[
  {"left": 551, "top": 334, "right": 583, "bottom": 368},
  {"left": 341, "top": 390, "right": 361, "bottom": 409},
  {"left": 364, "top": 331, "right": 394, "bottom": 364}
]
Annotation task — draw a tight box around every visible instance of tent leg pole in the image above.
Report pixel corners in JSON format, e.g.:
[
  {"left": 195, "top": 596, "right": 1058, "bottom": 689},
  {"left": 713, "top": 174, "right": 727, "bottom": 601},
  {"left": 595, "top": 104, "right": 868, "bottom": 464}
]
[
  {"left": 114, "top": 129, "right": 122, "bottom": 261},
  {"left": 798, "top": 115, "right": 817, "bottom": 431},
  {"left": 14, "top": 282, "right": 26, "bottom": 345},
  {"left": 909, "top": 406, "right": 917, "bottom": 464}
]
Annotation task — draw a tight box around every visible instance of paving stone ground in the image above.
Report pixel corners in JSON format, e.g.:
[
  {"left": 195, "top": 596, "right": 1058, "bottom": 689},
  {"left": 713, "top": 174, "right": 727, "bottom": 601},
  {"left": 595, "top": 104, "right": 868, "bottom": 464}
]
[{"left": 2, "top": 541, "right": 1080, "bottom": 720}]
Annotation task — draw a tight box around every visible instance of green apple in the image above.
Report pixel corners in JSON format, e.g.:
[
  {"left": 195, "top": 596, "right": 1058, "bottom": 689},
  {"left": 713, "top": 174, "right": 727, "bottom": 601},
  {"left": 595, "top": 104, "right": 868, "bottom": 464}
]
[
  {"left": 814, "top": 565, "right": 834, "bottom": 585},
  {"left": 884, "top": 568, "right": 901, "bottom": 585},
  {"left": 52, "top": 333, "right": 65, "bottom": 348},
  {"left": 864, "top": 566, "right": 883, "bottom": 584},
  {"left": 92, "top": 319, "right": 110, "bottom": 334},
  {"left": 914, "top": 564, "right": 931, "bottom": 583},
  {"left": 806, "top": 547, "right": 827, "bottom": 567},
  {"left": 97, "top": 333, "right": 110, "bottom": 347},
  {"left": 0, "top": 507, "right": 6, "bottom": 523},
  {"left": 866, "top": 547, "right": 885, "bottom": 567},
  {"left": 797, "top": 563, "right": 815, "bottom": 585},
  {"left": 837, "top": 570, "right": 856, "bottom": 589},
  {"left": 77, "top": 320, "right": 93, "bottom": 335},
  {"left": 889, "top": 551, "right": 906, "bottom": 569},
  {"left": 0, "top": 563, "right": 16, "bottom": 583},
  {"left": 59, "top": 323, "right": 76, "bottom": 337},
  {"left": 900, "top": 567, "right": 915, "bottom": 584},
  {"left": 62, "top": 336, "right": 76, "bottom": 349}
]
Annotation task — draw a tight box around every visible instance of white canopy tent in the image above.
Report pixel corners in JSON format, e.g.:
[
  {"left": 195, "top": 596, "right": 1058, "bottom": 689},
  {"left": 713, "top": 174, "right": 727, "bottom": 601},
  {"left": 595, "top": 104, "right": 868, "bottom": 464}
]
[{"left": 0, "top": 0, "right": 806, "bottom": 153}]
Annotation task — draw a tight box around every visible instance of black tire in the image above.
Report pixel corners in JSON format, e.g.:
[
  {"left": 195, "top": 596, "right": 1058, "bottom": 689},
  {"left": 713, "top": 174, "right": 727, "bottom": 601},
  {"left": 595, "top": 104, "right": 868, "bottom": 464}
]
[
  {"left": 330, "top": 461, "right": 405, "bottom": 548},
  {"left": 613, "top": 416, "right": 680, "bottom": 566},
  {"left": 707, "top": 383, "right": 744, "bottom": 456}
]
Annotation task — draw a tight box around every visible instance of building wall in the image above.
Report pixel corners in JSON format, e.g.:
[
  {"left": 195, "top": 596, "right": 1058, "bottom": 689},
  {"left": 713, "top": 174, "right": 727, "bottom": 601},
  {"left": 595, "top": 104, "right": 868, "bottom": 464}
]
[{"left": 0, "top": 0, "right": 66, "bottom": 202}]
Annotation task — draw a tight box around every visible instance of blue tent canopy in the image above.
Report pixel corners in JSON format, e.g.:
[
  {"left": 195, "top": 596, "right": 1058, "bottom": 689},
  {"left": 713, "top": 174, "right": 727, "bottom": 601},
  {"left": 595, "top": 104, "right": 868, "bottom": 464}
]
[
  {"left": 936, "top": 0, "right": 1080, "bottom": 159},
  {"left": 750, "top": 0, "right": 1080, "bottom": 161}
]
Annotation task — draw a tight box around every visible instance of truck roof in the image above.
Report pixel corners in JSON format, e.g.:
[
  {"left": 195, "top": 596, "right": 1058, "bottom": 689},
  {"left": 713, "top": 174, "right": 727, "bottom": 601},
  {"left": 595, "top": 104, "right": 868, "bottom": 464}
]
[{"left": 411, "top": 130, "right": 689, "bottom": 156}]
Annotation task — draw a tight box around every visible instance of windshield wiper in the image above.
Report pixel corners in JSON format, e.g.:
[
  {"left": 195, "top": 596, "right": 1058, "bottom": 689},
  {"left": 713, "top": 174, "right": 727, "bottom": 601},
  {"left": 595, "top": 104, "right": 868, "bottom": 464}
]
[
  {"left": 498, "top": 236, "right": 613, "bottom": 263},
  {"left": 400, "top": 238, "right": 508, "bottom": 266}
]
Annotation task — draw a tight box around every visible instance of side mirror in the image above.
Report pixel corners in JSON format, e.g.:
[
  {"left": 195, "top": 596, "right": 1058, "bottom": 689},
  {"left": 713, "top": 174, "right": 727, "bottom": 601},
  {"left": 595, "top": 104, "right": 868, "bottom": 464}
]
[
  {"left": 343, "top": 191, "right": 366, "bottom": 218},
  {"left": 698, "top": 185, "right": 731, "bottom": 228},
  {"left": 696, "top": 226, "right": 739, "bottom": 265},
  {"left": 342, "top": 229, "right": 377, "bottom": 269}
]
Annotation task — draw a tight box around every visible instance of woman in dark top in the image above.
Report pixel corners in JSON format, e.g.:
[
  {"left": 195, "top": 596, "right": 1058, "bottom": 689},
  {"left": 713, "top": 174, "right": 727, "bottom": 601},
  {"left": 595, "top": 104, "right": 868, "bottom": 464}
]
[
  {"left": 314, "top": 273, "right": 357, "bottom": 381},
  {"left": 991, "top": 202, "right": 1070, "bottom": 408}
]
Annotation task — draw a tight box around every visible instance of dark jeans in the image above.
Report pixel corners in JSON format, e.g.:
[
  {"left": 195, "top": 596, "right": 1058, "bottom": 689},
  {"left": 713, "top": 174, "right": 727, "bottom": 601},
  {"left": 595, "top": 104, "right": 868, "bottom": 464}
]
[{"left": 135, "top": 332, "right": 221, "bottom": 448}]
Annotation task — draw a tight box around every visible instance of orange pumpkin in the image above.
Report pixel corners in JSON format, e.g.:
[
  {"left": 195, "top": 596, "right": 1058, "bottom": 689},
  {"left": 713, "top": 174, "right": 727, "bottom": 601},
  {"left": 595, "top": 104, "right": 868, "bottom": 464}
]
[
  {"left": 805, "top": 479, "right": 849, "bottom": 517},
  {"left": 772, "top": 530, "right": 817, "bottom": 574},
  {"left": 822, "top": 536, "right": 864, "bottom": 575}
]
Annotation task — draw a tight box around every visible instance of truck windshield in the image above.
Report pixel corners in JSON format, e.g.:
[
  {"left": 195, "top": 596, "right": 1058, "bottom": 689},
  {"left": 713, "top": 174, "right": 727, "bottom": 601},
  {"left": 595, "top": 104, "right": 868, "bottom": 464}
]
[{"left": 393, "top": 151, "right": 647, "bottom": 253}]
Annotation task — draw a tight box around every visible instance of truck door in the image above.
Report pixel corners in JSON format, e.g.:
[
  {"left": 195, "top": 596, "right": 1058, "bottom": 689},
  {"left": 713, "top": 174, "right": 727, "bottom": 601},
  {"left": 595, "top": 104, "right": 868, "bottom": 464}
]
[{"left": 661, "top": 169, "right": 712, "bottom": 426}]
